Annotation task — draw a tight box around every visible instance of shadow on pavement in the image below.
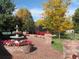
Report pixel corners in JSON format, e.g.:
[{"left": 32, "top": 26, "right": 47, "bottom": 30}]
[
  {"left": 30, "top": 44, "right": 37, "bottom": 53},
  {"left": 0, "top": 45, "right": 12, "bottom": 59}
]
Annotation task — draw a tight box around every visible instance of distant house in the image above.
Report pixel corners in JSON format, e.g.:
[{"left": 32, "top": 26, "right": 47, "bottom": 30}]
[{"left": 66, "top": 29, "right": 74, "bottom": 34}]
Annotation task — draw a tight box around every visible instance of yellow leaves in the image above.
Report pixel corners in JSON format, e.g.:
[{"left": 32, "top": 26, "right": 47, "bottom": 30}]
[
  {"left": 54, "top": 16, "right": 60, "bottom": 20},
  {"left": 56, "top": 8, "right": 66, "bottom": 16},
  {"left": 52, "top": 0, "right": 61, "bottom": 7},
  {"left": 43, "top": 2, "right": 50, "bottom": 9},
  {"left": 61, "top": 21, "right": 74, "bottom": 30},
  {"left": 45, "top": 9, "right": 52, "bottom": 16},
  {"left": 59, "top": 26, "right": 64, "bottom": 32},
  {"left": 36, "top": 19, "right": 45, "bottom": 27},
  {"left": 16, "top": 8, "right": 30, "bottom": 19},
  {"left": 43, "top": 0, "right": 72, "bottom": 33},
  {"left": 56, "top": 20, "right": 74, "bottom": 32}
]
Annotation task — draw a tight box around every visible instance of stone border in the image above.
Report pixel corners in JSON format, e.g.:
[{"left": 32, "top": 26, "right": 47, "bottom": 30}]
[{"left": 4, "top": 44, "right": 31, "bottom": 54}]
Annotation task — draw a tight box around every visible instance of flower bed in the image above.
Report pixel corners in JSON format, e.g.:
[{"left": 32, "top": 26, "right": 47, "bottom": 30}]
[
  {"left": 0, "top": 39, "right": 32, "bottom": 46},
  {"left": 36, "top": 31, "right": 46, "bottom": 35},
  {"left": 0, "top": 39, "right": 32, "bottom": 54}
]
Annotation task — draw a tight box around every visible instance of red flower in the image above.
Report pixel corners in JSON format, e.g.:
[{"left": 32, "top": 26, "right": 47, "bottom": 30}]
[
  {"left": 15, "top": 43, "right": 19, "bottom": 46},
  {"left": 0, "top": 39, "right": 32, "bottom": 46},
  {"left": 14, "top": 40, "right": 20, "bottom": 46},
  {"left": 20, "top": 39, "right": 32, "bottom": 46},
  {"left": 36, "top": 31, "right": 45, "bottom": 35}
]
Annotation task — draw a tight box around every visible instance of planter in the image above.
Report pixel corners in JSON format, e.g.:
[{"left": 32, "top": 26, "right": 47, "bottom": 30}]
[{"left": 4, "top": 44, "right": 31, "bottom": 54}]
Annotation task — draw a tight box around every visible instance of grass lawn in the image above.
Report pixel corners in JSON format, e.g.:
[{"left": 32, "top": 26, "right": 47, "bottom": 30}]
[
  {"left": 65, "top": 33, "right": 79, "bottom": 39},
  {"left": 74, "top": 33, "right": 79, "bottom": 39},
  {"left": 52, "top": 38, "right": 63, "bottom": 52},
  {"left": 52, "top": 33, "right": 79, "bottom": 52}
]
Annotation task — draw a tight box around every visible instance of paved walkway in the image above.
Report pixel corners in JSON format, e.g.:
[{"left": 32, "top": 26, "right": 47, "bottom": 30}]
[
  {"left": 0, "top": 35, "right": 63, "bottom": 59},
  {"left": 13, "top": 35, "right": 63, "bottom": 59},
  {"left": 64, "top": 40, "right": 79, "bottom": 59}
]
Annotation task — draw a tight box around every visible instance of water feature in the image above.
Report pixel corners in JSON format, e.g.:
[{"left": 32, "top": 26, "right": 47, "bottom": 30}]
[{"left": 10, "top": 25, "right": 24, "bottom": 40}]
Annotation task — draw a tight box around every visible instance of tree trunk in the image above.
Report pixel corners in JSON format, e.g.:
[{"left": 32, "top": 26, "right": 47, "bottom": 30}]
[
  {"left": 73, "top": 30, "right": 75, "bottom": 40},
  {"left": 58, "top": 32, "right": 61, "bottom": 40}
]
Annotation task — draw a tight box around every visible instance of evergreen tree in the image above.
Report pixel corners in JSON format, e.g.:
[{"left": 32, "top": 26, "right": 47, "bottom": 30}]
[
  {"left": 73, "top": 8, "right": 79, "bottom": 33},
  {"left": 0, "top": 0, "right": 15, "bottom": 31}
]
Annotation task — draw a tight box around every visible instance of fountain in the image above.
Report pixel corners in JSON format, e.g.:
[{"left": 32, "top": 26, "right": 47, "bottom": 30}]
[
  {"left": 0, "top": 24, "right": 33, "bottom": 54},
  {"left": 15, "top": 25, "right": 19, "bottom": 37},
  {"left": 10, "top": 25, "right": 24, "bottom": 40}
]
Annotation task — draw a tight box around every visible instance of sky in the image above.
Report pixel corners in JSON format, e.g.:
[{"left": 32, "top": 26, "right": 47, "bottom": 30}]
[{"left": 13, "top": 0, "right": 79, "bottom": 21}]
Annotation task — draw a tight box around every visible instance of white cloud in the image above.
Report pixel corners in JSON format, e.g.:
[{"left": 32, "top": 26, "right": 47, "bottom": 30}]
[
  {"left": 13, "top": 8, "right": 44, "bottom": 21},
  {"left": 13, "top": 8, "right": 19, "bottom": 15},
  {"left": 29, "top": 8, "right": 44, "bottom": 21},
  {"left": 66, "top": 7, "right": 78, "bottom": 17},
  {"left": 30, "top": 8, "right": 43, "bottom": 15},
  {"left": 66, "top": 9, "right": 75, "bottom": 16}
]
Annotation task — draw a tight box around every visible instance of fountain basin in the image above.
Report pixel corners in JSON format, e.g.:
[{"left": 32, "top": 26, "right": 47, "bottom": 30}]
[{"left": 10, "top": 36, "right": 24, "bottom": 39}]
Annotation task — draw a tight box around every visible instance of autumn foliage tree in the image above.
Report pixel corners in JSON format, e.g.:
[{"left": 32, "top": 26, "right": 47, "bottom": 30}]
[
  {"left": 16, "top": 8, "right": 35, "bottom": 33},
  {"left": 43, "top": 0, "right": 73, "bottom": 39},
  {"left": 35, "top": 19, "right": 46, "bottom": 32},
  {"left": 35, "top": 19, "right": 45, "bottom": 27}
]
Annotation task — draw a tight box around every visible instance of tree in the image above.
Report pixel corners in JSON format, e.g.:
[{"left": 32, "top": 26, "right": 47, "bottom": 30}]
[
  {"left": 35, "top": 19, "right": 46, "bottom": 31},
  {"left": 16, "top": 8, "right": 35, "bottom": 33},
  {"left": 72, "top": 8, "right": 79, "bottom": 33},
  {"left": 0, "top": 0, "right": 15, "bottom": 14},
  {"left": 0, "top": 0, "right": 15, "bottom": 31},
  {"left": 43, "top": 0, "right": 72, "bottom": 39},
  {"left": 0, "top": 15, "right": 17, "bottom": 31},
  {"left": 35, "top": 19, "right": 46, "bottom": 29}
]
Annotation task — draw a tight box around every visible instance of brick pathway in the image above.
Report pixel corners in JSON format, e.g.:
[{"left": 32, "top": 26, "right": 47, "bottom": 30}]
[
  {"left": 0, "top": 34, "right": 63, "bottom": 59},
  {"left": 64, "top": 40, "right": 79, "bottom": 59}
]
